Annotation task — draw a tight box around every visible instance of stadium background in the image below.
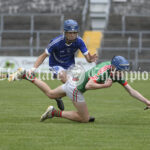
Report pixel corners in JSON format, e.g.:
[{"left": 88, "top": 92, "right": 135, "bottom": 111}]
[
  {"left": 1, "top": 0, "right": 150, "bottom": 150},
  {"left": 0, "top": 0, "right": 150, "bottom": 71}
]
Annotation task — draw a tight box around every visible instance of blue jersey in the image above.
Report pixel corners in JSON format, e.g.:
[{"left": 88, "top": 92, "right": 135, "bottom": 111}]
[{"left": 45, "top": 35, "right": 88, "bottom": 69}]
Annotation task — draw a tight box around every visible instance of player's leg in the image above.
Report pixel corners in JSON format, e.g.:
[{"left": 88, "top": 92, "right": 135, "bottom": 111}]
[
  {"left": 33, "top": 78, "right": 66, "bottom": 99},
  {"left": 58, "top": 70, "right": 67, "bottom": 83},
  {"left": 61, "top": 82, "right": 90, "bottom": 122},
  {"left": 50, "top": 66, "right": 66, "bottom": 110},
  {"left": 28, "top": 77, "right": 66, "bottom": 111},
  {"left": 40, "top": 101, "right": 91, "bottom": 123},
  {"left": 7, "top": 68, "right": 65, "bottom": 99},
  {"left": 40, "top": 82, "right": 93, "bottom": 123},
  {"left": 7, "top": 68, "right": 65, "bottom": 110},
  {"left": 50, "top": 66, "right": 67, "bottom": 83},
  {"left": 62, "top": 101, "right": 90, "bottom": 122}
]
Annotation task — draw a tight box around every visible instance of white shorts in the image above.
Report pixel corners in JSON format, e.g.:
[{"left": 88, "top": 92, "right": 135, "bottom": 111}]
[{"left": 62, "top": 81, "right": 85, "bottom": 102}]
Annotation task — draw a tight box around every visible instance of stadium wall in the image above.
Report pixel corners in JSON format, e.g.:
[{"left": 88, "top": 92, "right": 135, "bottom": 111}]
[
  {"left": 0, "top": 0, "right": 85, "bottom": 14},
  {"left": 0, "top": 0, "right": 86, "bottom": 30},
  {"left": 99, "top": 0, "right": 150, "bottom": 71},
  {"left": 0, "top": 0, "right": 88, "bottom": 56},
  {"left": 111, "top": 0, "right": 150, "bottom": 15},
  {"left": 0, "top": 56, "right": 95, "bottom": 72}
]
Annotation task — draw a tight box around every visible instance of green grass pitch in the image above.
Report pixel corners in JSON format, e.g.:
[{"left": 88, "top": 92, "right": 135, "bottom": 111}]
[{"left": 0, "top": 78, "right": 150, "bottom": 150}]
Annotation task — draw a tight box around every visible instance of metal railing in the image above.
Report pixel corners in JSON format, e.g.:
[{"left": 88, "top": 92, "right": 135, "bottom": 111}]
[
  {"left": 0, "top": 13, "right": 150, "bottom": 70},
  {"left": 121, "top": 15, "right": 150, "bottom": 33},
  {"left": 101, "top": 30, "right": 150, "bottom": 52},
  {"left": 0, "top": 13, "right": 64, "bottom": 56},
  {"left": 100, "top": 30, "right": 150, "bottom": 70},
  {"left": 82, "top": 0, "right": 89, "bottom": 33}
]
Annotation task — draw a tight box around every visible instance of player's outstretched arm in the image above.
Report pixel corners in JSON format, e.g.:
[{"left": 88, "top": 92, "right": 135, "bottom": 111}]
[
  {"left": 34, "top": 51, "right": 48, "bottom": 68},
  {"left": 84, "top": 52, "right": 98, "bottom": 63},
  {"left": 28, "top": 52, "right": 48, "bottom": 75},
  {"left": 85, "top": 78, "right": 112, "bottom": 90},
  {"left": 124, "top": 84, "right": 150, "bottom": 107}
]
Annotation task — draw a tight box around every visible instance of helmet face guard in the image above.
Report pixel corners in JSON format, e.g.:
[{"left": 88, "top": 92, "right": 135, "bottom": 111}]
[
  {"left": 111, "top": 56, "right": 129, "bottom": 71},
  {"left": 64, "top": 19, "right": 78, "bottom": 32}
]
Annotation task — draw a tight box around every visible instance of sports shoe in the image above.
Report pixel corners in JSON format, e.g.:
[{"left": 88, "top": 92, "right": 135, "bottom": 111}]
[
  {"left": 40, "top": 106, "right": 55, "bottom": 122},
  {"left": 8, "top": 68, "right": 25, "bottom": 82},
  {"left": 144, "top": 106, "right": 150, "bottom": 110},
  {"left": 89, "top": 116, "right": 95, "bottom": 122},
  {"left": 55, "top": 98, "right": 64, "bottom": 111}
]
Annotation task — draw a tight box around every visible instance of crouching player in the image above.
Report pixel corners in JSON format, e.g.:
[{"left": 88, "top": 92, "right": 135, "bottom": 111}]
[{"left": 8, "top": 56, "right": 150, "bottom": 123}]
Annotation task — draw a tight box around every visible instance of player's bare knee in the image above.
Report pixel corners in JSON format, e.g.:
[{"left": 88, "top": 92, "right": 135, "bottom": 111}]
[
  {"left": 46, "top": 91, "right": 57, "bottom": 99},
  {"left": 80, "top": 116, "right": 89, "bottom": 123},
  {"left": 59, "top": 75, "right": 66, "bottom": 83},
  {"left": 80, "top": 118, "right": 89, "bottom": 123},
  {"left": 59, "top": 72, "right": 67, "bottom": 83}
]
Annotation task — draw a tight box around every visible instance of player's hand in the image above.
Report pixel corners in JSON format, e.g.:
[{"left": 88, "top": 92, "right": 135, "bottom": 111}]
[
  {"left": 89, "top": 53, "right": 98, "bottom": 62},
  {"left": 105, "top": 78, "right": 112, "bottom": 87}
]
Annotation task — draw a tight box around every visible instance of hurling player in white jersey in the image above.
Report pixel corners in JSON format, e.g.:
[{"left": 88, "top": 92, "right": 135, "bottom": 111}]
[{"left": 27, "top": 19, "right": 97, "bottom": 111}]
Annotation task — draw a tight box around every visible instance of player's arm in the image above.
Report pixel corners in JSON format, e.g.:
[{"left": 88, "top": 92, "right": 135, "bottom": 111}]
[
  {"left": 85, "top": 78, "right": 112, "bottom": 90},
  {"left": 34, "top": 51, "right": 48, "bottom": 69},
  {"left": 28, "top": 51, "right": 48, "bottom": 74},
  {"left": 124, "top": 84, "right": 150, "bottom": 107},
  {"left": 84, "top": 52, "right": 98, "bottom": 63},
  {"left": 33, "top": 39, "right": 54, "bottom": 70},
  {"left": 78, "top": 38, "right": 97, "bottom": 63}
]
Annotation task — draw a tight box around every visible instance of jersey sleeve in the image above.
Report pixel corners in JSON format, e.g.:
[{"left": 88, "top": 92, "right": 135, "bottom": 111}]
[
  {"left": 90, "top": 72, "right": 106, "bottom": 83},
  {"left": 78, "top": 37, "right": 88, "bottom": 55},
  {"left": 45, "top": 40, "right": 55, "bottom": 55},
  {"left": 90, "top": 75, "right": 100, "bottom": 83}
]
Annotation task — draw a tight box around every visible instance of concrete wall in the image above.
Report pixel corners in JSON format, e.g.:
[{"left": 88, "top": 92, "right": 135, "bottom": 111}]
[
  {"left": 0, "top": 0, "right": 85, "bottom": 14},
  {"left": 111, "top": 0, "right": 150, "bottom": 15}
]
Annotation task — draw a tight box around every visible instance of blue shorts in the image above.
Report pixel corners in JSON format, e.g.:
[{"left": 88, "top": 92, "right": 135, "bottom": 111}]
[{"left": 49, "top": 66, "right": 66, "bottom": 79}]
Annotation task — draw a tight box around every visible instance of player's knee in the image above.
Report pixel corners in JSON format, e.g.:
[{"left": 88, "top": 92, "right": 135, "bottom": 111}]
[
  {"left": 59, "top": 75, "right": 66, "bottom": 83},
  {"left": 80, "top": 117, "right": 89, "bottom": 123},
  {"left": 59, "top": 72, "right": 67, "bottom": 83},
  {"left": 80, "top": 119, "right": 89, "bottom": 123},
  {"left": 46, "top": 91, "right": 57, "bottom": 99}
]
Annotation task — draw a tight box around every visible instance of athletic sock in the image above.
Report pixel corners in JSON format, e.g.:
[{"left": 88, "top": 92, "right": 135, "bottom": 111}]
[
  {"left": 23, "top": 73, "right": 36, "bottom": 83},
  {"left": 52, "top": 109, "right": 62, "bottom": 117}
]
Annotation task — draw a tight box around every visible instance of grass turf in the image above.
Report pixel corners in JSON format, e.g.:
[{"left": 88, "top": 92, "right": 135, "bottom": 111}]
[{"left": 0, "top": 79, "right": 150, "bottom": 150}]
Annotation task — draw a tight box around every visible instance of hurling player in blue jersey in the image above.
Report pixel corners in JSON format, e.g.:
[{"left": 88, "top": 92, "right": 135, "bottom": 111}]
[{"left": 30, "top": 19, "right": 97, "bottom": 111}]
